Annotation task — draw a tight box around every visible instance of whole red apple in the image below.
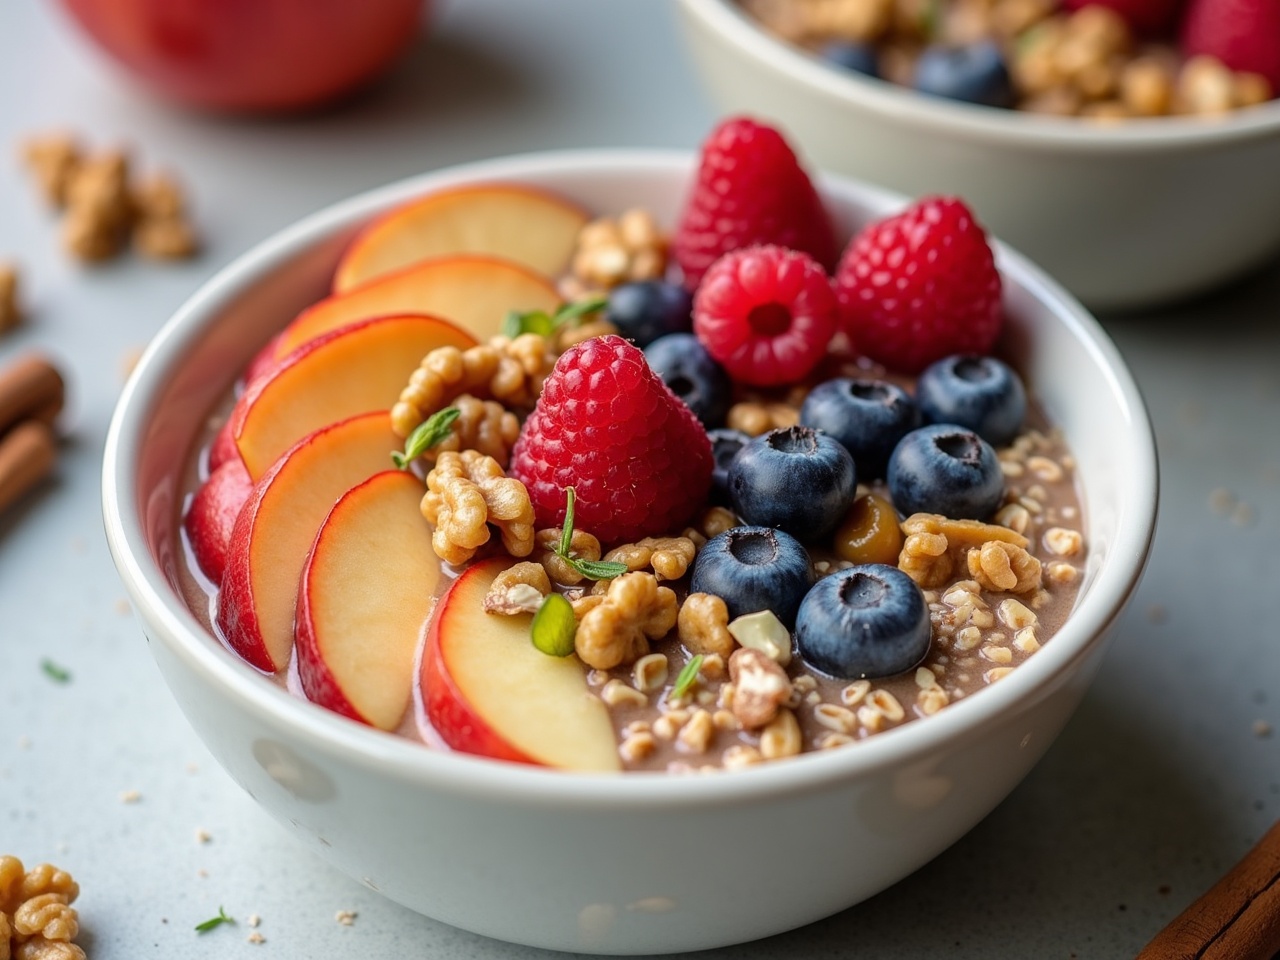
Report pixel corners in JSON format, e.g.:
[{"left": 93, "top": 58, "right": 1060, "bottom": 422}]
[{"left": 58, "top": 0, "right": 427, "bottom": 112}]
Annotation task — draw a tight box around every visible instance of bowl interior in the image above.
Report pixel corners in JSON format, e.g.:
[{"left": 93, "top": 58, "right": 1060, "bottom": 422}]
[{"left": 104, "top": 150, "right": 1157, "bottom": 802}]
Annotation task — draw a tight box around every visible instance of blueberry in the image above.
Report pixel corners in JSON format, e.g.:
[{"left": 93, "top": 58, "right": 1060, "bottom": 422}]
[
  {"left": 916, "top": 354, "right": 1026, "bottom": 448},
  {"left": 606, "top": 280, "right": 693, "bottom": 347},
  {"left": 707, "top": 427, "right": 751, "bottom": 504},
  {"left": 887, "top": 423, "right": 1004, "bottom": 520},
  {"left": 800, "top": 377, "right": 920, "bottom": 479},
  {"left": 913, "top": 41, "right": 1014, "bottom": 109},
  {"left": 690, "top": 526, "right": 814, "bottom": 627},
  {"left": 729, "top": 426, "right": 857, "bottom": 543},
  {"left": 644, "top": 333, "right": 732, "bottom": 427},
  {"left": 795, "top": 564, "right": 931, "bottom": 680},
  {"left": 819, "top": 40, "right": 879, "bottom": 78}
]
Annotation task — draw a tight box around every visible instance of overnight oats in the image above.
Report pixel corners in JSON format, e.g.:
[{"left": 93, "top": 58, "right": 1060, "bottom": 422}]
[
  {"left": 738, "top": 0, "right": 1278, "bottom": 118},
  {"left": 177, "top": 118, "right": 1088, "bottom": 774}
]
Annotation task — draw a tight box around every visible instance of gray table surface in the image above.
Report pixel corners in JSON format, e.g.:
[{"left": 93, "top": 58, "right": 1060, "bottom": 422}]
[{"left": 1, "top": 1, "right": 1277, "bottom": 957}]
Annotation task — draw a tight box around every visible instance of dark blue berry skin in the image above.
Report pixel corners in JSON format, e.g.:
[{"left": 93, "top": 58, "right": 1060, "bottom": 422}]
[
  {"left": 606, "top": 280, "right": 693, "bottom": 348},
  {"left": 819, "top": 40, "right": 879, "bottom": 78},
  {"left": 800, "top": 377, "right": 920, "bottom": 480},
  {"left": 795, "top": 564, "right": 931, "bottom": 680},
  {"left": 644, "top": 333, "right": 732, "bottom": 428},
  {"left": 729, "top": 426, "right": 857, "bottom": 543},
  {"left": 916, "top": 355, "right": 1027, "bottom": 448},
  {"left": 887, "top": 423, "right": 1004, "bottom": 520},
  {"left": 690, "top": 526, "right": 814, "bottom": 628},
  {"left": 913, "top": 41, "right": 1015, "bottom": 109},
  {"left": 707, "top": 428, "right": 751, "bottom": 504}
]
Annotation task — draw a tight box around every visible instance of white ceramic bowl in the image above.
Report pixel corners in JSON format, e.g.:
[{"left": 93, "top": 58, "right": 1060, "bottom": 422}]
[
  {"left": 676, "top": 0, "right": 1280, "bottom": 311},
  {"left": 102, "top": 150, "right": 1157, "bottom": 955}
]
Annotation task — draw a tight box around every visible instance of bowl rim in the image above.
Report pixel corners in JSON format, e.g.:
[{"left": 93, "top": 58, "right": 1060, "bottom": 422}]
[
  {"left": 102, "top": 148, "right": 1158, "bottom": 810},
  {"left": 678, "top": 0, "right": 1280, "bottom": 152}
]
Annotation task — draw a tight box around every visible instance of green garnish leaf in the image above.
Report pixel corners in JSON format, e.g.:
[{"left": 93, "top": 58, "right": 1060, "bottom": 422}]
[
  {"left": 567, "top": 558, "right": 630, "bottom": 581},
  {"left": 41, "top": 659, "right": 71, "bottom": 684},
  {"left": 505, "top": 295, "right": 608, "bottom": 339},
  {"left": 391, "top": 407, "right": 460, "bottom": 469},
  {"left": 671, "top": 655, "right": 704, "bottom": 700},
  {"left": 195, "top": 907, "right": 234, "bottom": 933},
  {"left": 553, "top": 487, "right": 626, "bottom": 581},
  {"left": 531, "top": 593, "right": 577, "bottom": 657}
]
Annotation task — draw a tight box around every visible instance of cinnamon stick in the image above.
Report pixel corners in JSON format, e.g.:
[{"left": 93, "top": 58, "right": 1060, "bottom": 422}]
[
  {"left": 0, "top": 353, "right": 64, "bottom": 436},
  {"left": 1137, "top": 819, "right": 1280, "bottom": 960},
  {"left": 0, "top": 420, "right": 57, "bottom": 515}
]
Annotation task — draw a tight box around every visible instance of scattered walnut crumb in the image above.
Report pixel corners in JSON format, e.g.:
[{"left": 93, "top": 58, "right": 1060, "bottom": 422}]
[
  {"left": 119, "top": 790, "right": 141, "bottom": 804},
  {"left": 247, "top": 931, "right": 266, "bottom": 944},
  {"left": 1209, "top": 487, "right": 1236, "bottom": 515},
  {"left": 1146, "top": 604, "right": 1167, "bottom": 625},
  {"left": 247, "top": 914, "right": 261, "bottom": 928},
  {"left": 1253, "top": 720, "right": 1273, "bottom": 738},
  {"left": 1230, "top": 502, "right": 1256, "bottom": 528},
  {"left": 195, "top": 828, "right": 210, "bottom": 844},
  {"left": 0, "top": 262, "right": 21, "bottom": 334},
  {"left": 17, "top": 736, "right": 32, "bottom": 750},
  {"left": 335, "top": 910, "right": 357, "bottom": 926}
]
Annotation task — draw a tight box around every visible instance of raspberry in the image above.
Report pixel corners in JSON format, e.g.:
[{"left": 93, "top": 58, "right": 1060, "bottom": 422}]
[
  {"left": 693, "top": 245, "right": 838, "bottom": 387},
  {"left": 673, "top": 117, "right": 838, "bottom": 291},
  {"left": 509, "top": 335, "right": 713, "bottom": 544},
  {"left": 832, "top": 197, "right": 1002, "bottom": 374},
  {"left": 1181, "top": 0, "right": 1280, "bottom": 90}
]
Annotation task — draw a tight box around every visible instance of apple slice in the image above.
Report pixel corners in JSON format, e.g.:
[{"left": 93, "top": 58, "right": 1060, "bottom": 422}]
[
  {"left": 295, "top": 470, "right": 442, "bottom": 730},
  {"left": 333, "top": 183, "right": 589, "bottom": 293},
  {"left": 184, "top": 458, "right": 253, "bottom": 585},
  {"left": 421, "top": 557, "right": 621, "bottom": 772},
  {"left": 233, "top": 313, "right": 475, "bottom": 481},
  {"left": 215, "top": 411, "right": 402, "bottom": 674},
  {"left": 274, "top": 255, "right": 561, "bottom": 358}
]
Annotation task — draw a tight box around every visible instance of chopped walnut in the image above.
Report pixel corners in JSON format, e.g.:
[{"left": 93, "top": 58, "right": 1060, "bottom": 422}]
[
  {"left": 575, "top": 572, "right": 677, "bottom": 670},
  {"left": 483, "top": 561, "right": 551, "bottom": 615},
  {"left": 62, "top": 150, "right": 134, "bottom": 262},
  {"left": 728, "top": 647, "right": 791, "bottom": 730},
  {"left": 966, "top": 540, "right": 1042, "bottom": 594},
  {"left": 603, "top": 537, "right": 697, "bottom": 581},
  {"left": 421, "top": 451, "right": 535, "bottom": 565},
  {"left": 898, "top": 513, "right": 1028, "bottom": 589},
  {"left": 677, "top": 592, "right": 735, "bottom": 659},
  {"left": 534, "top": 527, "right": 602, "bottom": 586},
  {"left": 568, "top": 208, "right": 666, "bottom": 292},
  {"left": 726, "top": 400, "right": 800, "bottom": 436},
  {"left": 422, "top": 394, "right": 521, "bottom": 467},
  {"left": 132, "top": 171, "right": 198, "bottom": 259},
  {"left": 392, "top": 333, "right": 556, "bottom": 438},
  {"left": 19, "top": 134, "right": 82, "bottom": 208},
  {"left": 0, "top": 264, "right": 20, "bottom": 335},
  {"left": 1, "top": 858, "right": 84, "bottom": 960}
]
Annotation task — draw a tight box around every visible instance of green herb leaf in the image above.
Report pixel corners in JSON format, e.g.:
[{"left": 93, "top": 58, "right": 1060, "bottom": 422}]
[
  {"left": 195, "top": 907, "right": 234, "bottom": 933},
  {"left": 566, "top": 558, "right": 629, "bottom": 581},
  {"left": 558, "top": 486, "right": 577, "bottom": 558},
  {"left": 505, "top": 295, "right": 608, "bottom": 339},
  {"left": 531, "top": 593, "right": 577, "bottom": 657},
  {"left": 40, "top": 659, "right": 71, "bottom": 684},
  {"left": 391, "top": 407, "right": 461, "bottom": 469},
  {"left": 671, "top": 655, "right": 704, "bottom": 700}
]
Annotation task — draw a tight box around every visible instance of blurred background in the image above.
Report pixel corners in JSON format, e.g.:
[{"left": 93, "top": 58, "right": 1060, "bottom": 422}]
[{"left": 0, "top": 1, "right": 1277, "bottom": 958}]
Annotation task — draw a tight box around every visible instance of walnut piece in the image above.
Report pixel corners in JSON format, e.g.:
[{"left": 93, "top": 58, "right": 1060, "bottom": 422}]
[
  {"left": 604, "top": 537, "right": 697, "bottom": 581},
  {"left": 392, "top": 334, "right": 556, "bottom": 438},
  {"left": 534, "top": 527, "right": 603, "bottom": 586},
  {"left": 421, "top": 450, "right": 535, "bottom": 565},
  {"left": 967, "top": 540, "right": 1042, "bottom": 594},
  {"left": 728, "top": 647, "right": 792, "bottom": 730},
  {"left": 483, "top": 561, "right": 551, "bottom": 615},
  {"left": 677, "top": 592, "right": 735, "bottom": 659},
  {"left": 423, "top": 394, "right": 520, "bottom": 468},
  {"left": 568, "top": 208, "right": 666, "bottom": 291},
  {"left": 0, "top": 858, "right": 85, "bottom": 960},
  {"left": 0, "top": 264, "right": 20, "bottom": 335},
  {"left": 898, "top": 513, "right": 1028, "bottom": 589},
  {"left": 19, "top": 134, "right": 82, "bottom": 208},
  {"left": 726, "top": 401, "right": 800, "bottom": 436},
  {"left": 13, "top": 896, "right": 76, "bottom": 942},
  {"left": 575, "top": 572, "right": 677, "bottom": 670}
]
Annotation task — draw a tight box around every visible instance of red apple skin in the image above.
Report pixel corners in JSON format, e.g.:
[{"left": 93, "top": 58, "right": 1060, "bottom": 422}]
[
  {"left": 183, "top": 457, "right": 252, "bottom": 585},
  {"left": 206, "top": 416, "right": 239, "bottom": 472},
  {"left": 421, "top": 558, "right": 541, "bottom": 766},
  {"left": 243, "top": 334, "right": 285, "bottom": 388},
  {"left": 214, "top": 475, "right": 279, "bottom": 673},
  {"left": 58, "top": 0, "right": 428, "bottom": 113}
]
